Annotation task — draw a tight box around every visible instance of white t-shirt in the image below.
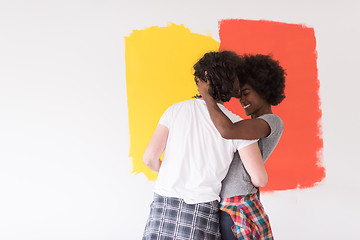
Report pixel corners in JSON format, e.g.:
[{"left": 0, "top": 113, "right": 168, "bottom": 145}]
[{"left": 153, "top": 99, "right": 257, "bottom": 204}]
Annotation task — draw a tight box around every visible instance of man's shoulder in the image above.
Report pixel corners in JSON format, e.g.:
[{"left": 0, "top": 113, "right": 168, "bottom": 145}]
[
  {"left": 168, "top": 99, "right": 196, "bottom": 108},
  {"left": 162, "top": 99, "right": 199, "bottom": 116},
  {"left": 218, "top": 105, "right": 242, "bottom": 123}
]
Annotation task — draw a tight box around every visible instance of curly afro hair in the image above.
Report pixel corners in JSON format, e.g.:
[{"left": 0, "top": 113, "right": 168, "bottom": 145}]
[
  {"left": 238, "top": 54, "right": 286, "bottom": 106},
  {"left": 193, "top": 51, "right": 240, "bottom": 102}
]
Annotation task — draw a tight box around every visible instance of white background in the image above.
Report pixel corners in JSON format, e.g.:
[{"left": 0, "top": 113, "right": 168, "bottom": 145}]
[{"left": 0, "top": 0, "right": 359, "bottom": 239}]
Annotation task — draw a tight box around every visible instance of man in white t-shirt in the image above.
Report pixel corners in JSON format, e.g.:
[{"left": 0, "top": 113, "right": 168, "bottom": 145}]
[{"left": 142, "top": 51, "right": 267, "bottom": 240}]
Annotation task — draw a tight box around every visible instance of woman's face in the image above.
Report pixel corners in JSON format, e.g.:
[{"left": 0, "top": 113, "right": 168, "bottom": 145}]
[{"left": 238, "top": 83, "right": 268, "bottom": 118}]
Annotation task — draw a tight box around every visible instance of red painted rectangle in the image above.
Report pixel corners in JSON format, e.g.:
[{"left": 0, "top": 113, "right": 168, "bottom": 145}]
[{"left": 220, "top": 19, "right": 325, "bottom": 191}]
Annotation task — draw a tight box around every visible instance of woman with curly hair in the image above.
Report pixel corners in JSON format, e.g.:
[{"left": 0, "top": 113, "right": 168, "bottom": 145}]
[{"left": 198, "top": 54, "right": 286, "bottom": 240}]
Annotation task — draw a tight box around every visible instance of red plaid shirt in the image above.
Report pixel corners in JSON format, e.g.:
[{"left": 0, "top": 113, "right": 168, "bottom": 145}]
[{"left": 220, "top": 194, "right": 273, "bottom": 240}]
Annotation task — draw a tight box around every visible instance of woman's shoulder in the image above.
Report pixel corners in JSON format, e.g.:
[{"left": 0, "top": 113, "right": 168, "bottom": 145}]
[
  {"left": 258, "top": 114, "right": 283, "bottom": 124},
  {"left": 258, "top": 114, "right": 284, "bottom": 137}
]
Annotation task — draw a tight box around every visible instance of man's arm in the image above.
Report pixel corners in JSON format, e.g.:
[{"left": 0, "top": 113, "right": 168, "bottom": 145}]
[
  {"left": 143, "top": 124, "right": 169, "bottom": 173},
  {"left": 237, "top": 142, "right": 268, "bottom": 187}
]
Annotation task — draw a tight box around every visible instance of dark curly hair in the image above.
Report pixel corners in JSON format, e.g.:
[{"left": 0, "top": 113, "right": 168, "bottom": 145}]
[
  {"left": 238, "top": 54, "right": 286, "bottom": 106},
  {"left": 193, "top": 51, "right": 240, "bottom": 102}
]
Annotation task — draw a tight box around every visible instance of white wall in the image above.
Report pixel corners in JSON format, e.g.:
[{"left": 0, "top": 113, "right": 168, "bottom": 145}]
[{"left": 0, "top": 1, "right": 359, "bottom": 239}]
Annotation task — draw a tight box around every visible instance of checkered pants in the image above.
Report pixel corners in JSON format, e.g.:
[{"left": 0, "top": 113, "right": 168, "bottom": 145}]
[{"left": 142, "top": 193, "right": 221, "bottom": 240}]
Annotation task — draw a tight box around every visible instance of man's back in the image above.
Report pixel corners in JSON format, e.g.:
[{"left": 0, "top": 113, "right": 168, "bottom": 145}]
[{"left": 154, "top": 99, "right": 256, "bottom": 204}]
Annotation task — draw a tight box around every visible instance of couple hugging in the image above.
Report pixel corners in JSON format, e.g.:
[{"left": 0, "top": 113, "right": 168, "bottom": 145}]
[{"left": 142, "top": 51, "right": 286, "bottom": 240}]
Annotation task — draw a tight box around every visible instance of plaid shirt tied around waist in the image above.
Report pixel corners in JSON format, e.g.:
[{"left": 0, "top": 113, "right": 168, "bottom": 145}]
[{"left": 219, "top": 194, "right": 273, "bottom": 240}]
